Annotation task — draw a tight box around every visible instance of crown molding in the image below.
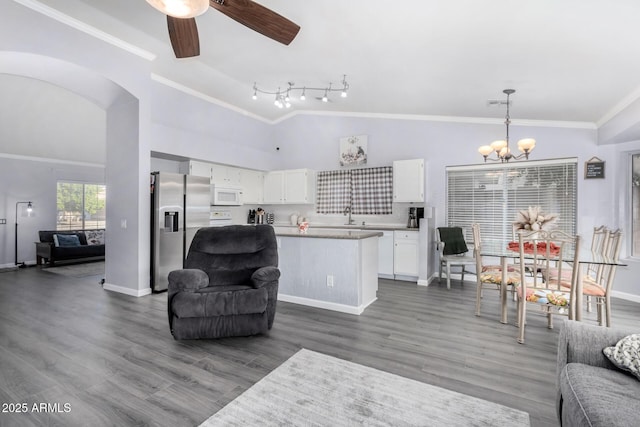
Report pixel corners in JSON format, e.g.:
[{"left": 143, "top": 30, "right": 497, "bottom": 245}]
[
  {"left": 596, "top": 83, "right": 640, "bottom": 128},
  {"left": 273, "top": 109, "right": 597, "bottom": 129},
  {"left": 150, "top": 74, "right": 272, "bottom": 124},
  {"left": 0, "top": 152, "right": 105, "bottom": 168},
  {"left": 13, "top": 0, "right": 156, "bottom": 61}
]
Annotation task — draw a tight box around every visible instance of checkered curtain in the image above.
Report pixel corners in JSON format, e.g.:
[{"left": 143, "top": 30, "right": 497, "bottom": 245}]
[
  {"left": 316, "top": 170, "right": 352, "bottom": 214},
  {"left": 351, "top": 167, "right": 393, "bottom": 214}
]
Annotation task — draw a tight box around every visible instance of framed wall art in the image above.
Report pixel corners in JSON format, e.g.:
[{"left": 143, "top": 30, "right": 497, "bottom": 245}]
[{"left": 339, "top": 135, "right": 368, "bottom": 166}]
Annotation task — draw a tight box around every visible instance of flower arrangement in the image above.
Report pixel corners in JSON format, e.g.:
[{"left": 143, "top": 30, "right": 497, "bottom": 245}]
[{"left": 513, "top": 206, "right": 559, "bottom": 231}]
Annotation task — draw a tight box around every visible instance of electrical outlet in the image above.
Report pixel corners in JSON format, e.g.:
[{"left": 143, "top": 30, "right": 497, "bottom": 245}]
[
  {"left": 326, "top": 275, "right": 334, "bottom": 287},
  {"left": 0, "top": 219, "right": 6, "bottom": 225}
]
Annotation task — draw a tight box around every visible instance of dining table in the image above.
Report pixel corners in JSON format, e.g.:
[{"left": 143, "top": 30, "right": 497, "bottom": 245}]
[{"left": 479, "top": 240, "right": 626, "bottom": 324}]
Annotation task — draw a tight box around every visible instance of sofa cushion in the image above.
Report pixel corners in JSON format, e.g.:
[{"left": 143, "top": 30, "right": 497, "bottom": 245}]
[
  {"left": 171, "top": 285, "right": 268, "bottom": 318},
  {"left": 84, "top": 229, "right": 105, "bottom": 245},
  {"left": 53, "top": 234, "right": 81, "bottom": 247},
  {"left": 603, "top": 334, "right": 640, "bottom": 381},
  {"left": 560, "top": 363, "right": 640, "bottom": 426},
  {"left": 51, "top": 244, "right": 105, "bottom": 259}
]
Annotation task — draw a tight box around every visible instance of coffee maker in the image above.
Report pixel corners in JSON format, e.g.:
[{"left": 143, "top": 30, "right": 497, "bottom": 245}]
[{"left": 407, "top": 207, "right": 424, "bottom": 228}]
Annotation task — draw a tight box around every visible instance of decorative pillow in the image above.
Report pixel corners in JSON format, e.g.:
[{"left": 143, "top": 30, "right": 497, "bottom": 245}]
[
  {"left": 53, "top": 234, "right": 81, "bottom": 247},
  {"left": 85, "top": 229, "right": 105, "bottom": 246},
  {"left": 603, "top": 334, "right": 640, "bottom": 380}
]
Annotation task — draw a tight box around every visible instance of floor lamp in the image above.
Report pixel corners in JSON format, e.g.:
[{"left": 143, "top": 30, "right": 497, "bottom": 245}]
[{"left": 15, "top": 201, "right": 33, "bottom": 268}]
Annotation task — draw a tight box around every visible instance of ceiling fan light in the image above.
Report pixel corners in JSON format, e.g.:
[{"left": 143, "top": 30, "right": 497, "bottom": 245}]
[
  {"left": 146, "top": 0, "right": 209, "bottom": 19},
  {"left": 341, "top": 90, "right": 348, "bottom": 98}
]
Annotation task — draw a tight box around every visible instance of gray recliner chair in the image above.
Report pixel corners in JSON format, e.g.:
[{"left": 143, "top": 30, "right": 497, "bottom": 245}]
[{"left": 167, "top": 225, "right": 280, "bottom": 340}]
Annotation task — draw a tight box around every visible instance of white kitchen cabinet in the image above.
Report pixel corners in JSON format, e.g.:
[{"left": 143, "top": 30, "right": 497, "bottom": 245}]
[
  {"left": 393, "top": 159, "right": 425, "bottom": 202},
  {"left": 263, "top": 170, "right": 285, "bottom": 203},
  {"left": 263, "top": 169, "right": 315, "bottom": 204},
  {"left": 376, "top": 230, "right": 395, "bottom": 278},
  {"left": 393, "top": 230, "right": 419, "bottom": 278},
  {"left": 211, "top": 163, "right": 241, "bottom": 186},
  {"left": 180, "top": 160, "right": 212, "bottom": 181},
  {"left": 239, "top": 169, "right": 264, "bottom": 204}
]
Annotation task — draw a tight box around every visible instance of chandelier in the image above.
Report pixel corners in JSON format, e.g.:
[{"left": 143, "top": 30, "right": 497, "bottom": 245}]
[
  {"left": 252, "top": 75, "right": 349, "bottom": 109},
  {"left": 478, "top": 89, "right": 535, "bottom": 162}
]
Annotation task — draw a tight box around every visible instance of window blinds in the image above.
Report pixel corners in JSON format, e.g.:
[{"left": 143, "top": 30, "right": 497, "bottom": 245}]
[
  {"left": 316, "top": 167, "right": 393, "bottom": 215},
  {"left": 446, "top": 158, "right": 577, "bottom": 244}
]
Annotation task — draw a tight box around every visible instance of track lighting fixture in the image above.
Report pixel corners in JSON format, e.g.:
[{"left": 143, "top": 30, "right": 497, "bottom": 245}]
[{"left": 252, "top": 75, "right": 349, "bottom": 109}]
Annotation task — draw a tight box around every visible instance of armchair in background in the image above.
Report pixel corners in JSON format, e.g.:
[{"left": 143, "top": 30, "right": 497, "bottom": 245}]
[{"left": 167, "top": 225, "right": 280, "bottom": 340}]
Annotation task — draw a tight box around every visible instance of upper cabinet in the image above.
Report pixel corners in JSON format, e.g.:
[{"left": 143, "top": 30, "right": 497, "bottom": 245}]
[
  {"left": 264, "top": 169, "right": 315, "bottom": 204},
  {"left": 240, "top": 169, "right": 264, "bottom": 204},
  {"left": 181, "top": 160, "right": 212, "bottom": 181},
  {"left": 210, "top": 164, "right": 241, "bottom": 186},
  {"left": 393, "top": 159, "right": 425, "bottom": 202}
]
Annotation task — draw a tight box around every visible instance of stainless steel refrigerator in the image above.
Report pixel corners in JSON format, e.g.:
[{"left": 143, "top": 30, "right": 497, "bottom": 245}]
[{"left": 150, "top": 172, "right": 210, "bottom": 292}]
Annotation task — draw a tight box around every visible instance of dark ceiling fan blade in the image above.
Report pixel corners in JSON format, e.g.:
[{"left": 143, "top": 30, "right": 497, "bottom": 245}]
[
  {"left": 209, "top": 0, "right": 300, "bottom": 45},
  {"left": 167, "top": 16, "right": 200, "bottom": 58}
]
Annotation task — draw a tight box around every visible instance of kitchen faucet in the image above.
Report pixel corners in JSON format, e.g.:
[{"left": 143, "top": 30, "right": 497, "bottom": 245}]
[{"left": 343, "top": 206, "right": 355, "bottom": 225}]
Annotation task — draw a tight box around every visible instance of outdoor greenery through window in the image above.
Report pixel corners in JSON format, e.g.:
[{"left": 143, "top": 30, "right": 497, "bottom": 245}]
[
  {"left": 57, "top": 182, "right": 106, "bottom": 230},
  {"left": 446, "top": 158, "right": 577, "bottom": 245}
]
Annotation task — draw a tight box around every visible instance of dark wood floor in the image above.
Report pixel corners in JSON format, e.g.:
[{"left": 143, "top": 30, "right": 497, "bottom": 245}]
[{"left": 0, "top": 265, "right": 638, "bottom": 427}]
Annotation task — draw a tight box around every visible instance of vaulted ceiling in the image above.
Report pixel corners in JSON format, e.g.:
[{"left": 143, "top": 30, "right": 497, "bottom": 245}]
[{"left": 18, "top": 1, "right": 640, "bottom": 125}]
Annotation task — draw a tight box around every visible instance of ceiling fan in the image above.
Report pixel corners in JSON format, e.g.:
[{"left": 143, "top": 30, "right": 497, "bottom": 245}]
[{"left": 146, "top": 0, "right": 300, "bottom": 58}]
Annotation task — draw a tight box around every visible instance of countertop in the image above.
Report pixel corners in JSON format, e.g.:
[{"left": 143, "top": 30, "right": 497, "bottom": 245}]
[
  {"left": 272, "top": 223, "right": 420, "bottom": 232},
  {"left": 274, "top": 228, "right": 384, "bottom": 240}
]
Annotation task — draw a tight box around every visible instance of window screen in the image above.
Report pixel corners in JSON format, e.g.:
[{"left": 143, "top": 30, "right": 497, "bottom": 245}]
[{"left": 446, "top": 158, "right": 577, "bottom": 244}]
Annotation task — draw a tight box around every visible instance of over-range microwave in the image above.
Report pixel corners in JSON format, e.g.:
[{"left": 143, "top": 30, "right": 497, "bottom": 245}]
[{"left": 211, "top": 184, "right": 243, "bottom": 206}]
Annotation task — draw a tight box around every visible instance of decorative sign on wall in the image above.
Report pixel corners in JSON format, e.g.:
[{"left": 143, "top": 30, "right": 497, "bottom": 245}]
[
  {"left": 339, "top": 135, "right": 368, "bottom": 166},
  {"left": 585, "top": 156, "right": 605, "bottom": 179}
]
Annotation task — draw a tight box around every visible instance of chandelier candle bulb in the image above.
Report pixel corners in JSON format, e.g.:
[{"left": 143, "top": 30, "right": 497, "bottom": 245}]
[{"left": 478, "top": 145, "right": 493, "bottom": 156}]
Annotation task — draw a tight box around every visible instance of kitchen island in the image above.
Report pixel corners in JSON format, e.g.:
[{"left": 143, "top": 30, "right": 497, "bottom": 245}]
[{"left": 274, "top": 227, "right": 382, "bottom": 315}]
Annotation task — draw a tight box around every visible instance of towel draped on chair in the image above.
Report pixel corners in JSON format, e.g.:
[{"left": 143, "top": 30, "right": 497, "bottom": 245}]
[{"left": 438, "top": 227, "right": 469, "bottom": 255}]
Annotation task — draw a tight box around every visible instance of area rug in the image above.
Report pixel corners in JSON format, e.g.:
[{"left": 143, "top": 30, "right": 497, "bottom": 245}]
[
  {"left": 44, "top": 261, "right": 104, "bottom": 278},
  {"left": 200, "top": 349, "right": 530, "bottom": 426}
]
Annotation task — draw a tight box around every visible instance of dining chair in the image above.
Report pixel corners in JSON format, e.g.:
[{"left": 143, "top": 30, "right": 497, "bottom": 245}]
[
  {"left": 436, "top": 226, "right": 475, "bottom": 289},
  {"left": 580, "top": 229, "right": 623, "bottom": 327},
  {"left": 544, "top": 226, "right": 608, "bottom": 285},
  {"left": 545, "top": 226, "right": 619, "bottom": 323},
  {"left": 473, "top": 223, "right": 520, "bottom": 317},
  {"left": 515, "top": 229, "right": 581, "bottom": 344}
]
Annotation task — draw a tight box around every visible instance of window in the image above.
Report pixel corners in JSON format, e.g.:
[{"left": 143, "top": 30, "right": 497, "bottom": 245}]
[
  {"left": 57, "top": 182, "right": 106, "bottom": 230},
  {"left": 446, "top": 158, "right": 577, "bottom": 244},
  {"left": 632, "top": 154, "right": 640, "bottom": 256},
  {"left": 316, "top": 167, "right": 393, "bottom": 215}
]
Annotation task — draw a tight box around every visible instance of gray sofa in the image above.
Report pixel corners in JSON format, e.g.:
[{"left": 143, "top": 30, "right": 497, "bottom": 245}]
[
  {"left": 36, "top": 229, "right": 105, "bottom": 266},
  {"left": 167, "top": 225, "right": 280, "bottom": 340},
  {"left": 556, "top": 320, "right": 639, "bottom": 426}
]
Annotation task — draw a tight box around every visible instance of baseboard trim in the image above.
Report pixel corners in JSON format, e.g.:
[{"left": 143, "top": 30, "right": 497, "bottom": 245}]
[
  {"left": 417, "top": 279, "right": 430, "bottom": 287},
  {"left": 611, "top": 290, "right": 640, "bottom": 304},
  {"left": 278, "top": 294, "right": 376, "bottom": 315},
  {"left": 103, "top": 283, "right": 152, "bottom": 297}
]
